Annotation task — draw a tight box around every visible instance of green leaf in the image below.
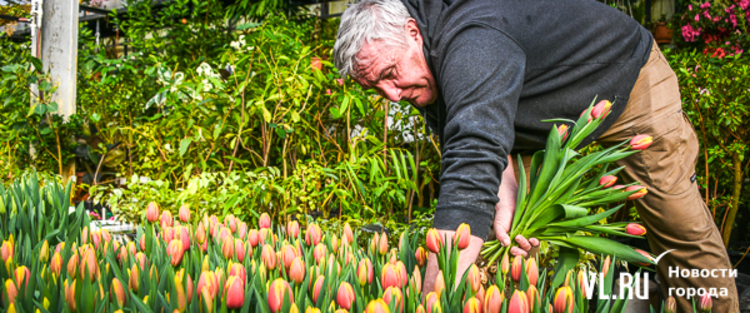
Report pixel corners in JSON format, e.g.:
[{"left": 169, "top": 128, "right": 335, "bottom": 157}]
[
  {"left": 179, "top": 138, "right": 192, "bottom": 157},
  {"left": 551, "top": 247, "right": 578, "bottom": 289},
  {"left": 555, "top": 236, "right": 652, "bottom": 265},
  {"left": 548, "top": 204, "right": 623, "bottom": 228}
]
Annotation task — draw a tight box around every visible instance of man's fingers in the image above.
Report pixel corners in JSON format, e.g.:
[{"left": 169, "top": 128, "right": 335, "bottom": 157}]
[
  {"left": 515, "top": 235, "right": 531, "bottom": 251},
  {"left": 529, "top": 238, "right": 540, "bottom": 247},
  {"left": 494, "top": 206, "right": 512, "bottom": 247},
  {"left": 510, "top": 246, "right": 528, "bottom": 257}
]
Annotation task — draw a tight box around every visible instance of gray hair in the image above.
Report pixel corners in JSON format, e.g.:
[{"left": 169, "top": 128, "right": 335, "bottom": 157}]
[{"left": 333, "top": 0, "right": 412, "bottom": 79}]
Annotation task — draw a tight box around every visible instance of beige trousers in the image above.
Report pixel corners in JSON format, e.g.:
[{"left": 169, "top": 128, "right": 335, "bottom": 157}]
[{"left": 513, "top": 42, "right": 739, "bottom": 312}]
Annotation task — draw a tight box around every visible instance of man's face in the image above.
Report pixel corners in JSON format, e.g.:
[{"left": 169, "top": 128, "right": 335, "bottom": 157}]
[{"left": 352, "top": 19, "right": 437, "bottom": 107}]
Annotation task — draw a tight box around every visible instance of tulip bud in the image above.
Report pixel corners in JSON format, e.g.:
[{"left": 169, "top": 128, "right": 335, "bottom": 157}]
[
  {"left": 200, "top": 285, "right": 214, "bottom": 313},
  {"left": 410, "top": 266, "right": 422, "bottom": 295},
  {"left": 511, "top": 255, "right": 523, "bottom": 282},
  {"left": 509, "top": 290, "right": 529, "bottom": 313},
  {"left": 197, "top": 271, "right": 219, "bottom": 301},
  {"left": 425, "top": 292, "right": 439, "bottom": 313},
  {"left": 467, "top": 264, "right": 481, "bottom": 293},
  {"left": 259, "top": 213, "right": 271, "bottom": 229},
  {"left": 129, "top": 264, "right": 140, "bottom": 293},
  {"left": 577, "top": 270, "right": 589, "bottom": 295},
  {"left": 484, "top": 285, "right": 503, "bottom": 313},
  {"left": 415, "top": 247, "right": 427, "bottom": 267},
  {"left": 365, "top": 299, "right": 391, "bottom": 313},
  {"left": 259, "top": 228, "right": 275, "bottom": 246},
  {"left": 161, "top": 210, "right": 174, "bottom": 228},
  {"left": 378, "top": 232, "right": 389, "bottom": 255},
  {"left": 1, "top": 240, "right": 13, "bottom": 264},
  {"left": 625, "top": 185, "right": 648, "bottom": 201},
  {"left": 50, "top": 252, "right": 62, "bottom": 278},
  {"left": 306, "top": 223, "right": 322, "bottom": 246},
  {"left": 289, "top": 257, "right": 306, "bottom": 284},
  {"left": 357, "top": 258, "right": 374, "bottom": 285},
  {"left": 312, "top": 276, "right": 324, "bottom": 305},
  {"left": 285, "top": 220, "right": 300, "bottom": 239},
  {"left": 179, "top": 204, "right": 190, "bottom": 223},
  {"left": 591, "top": 100, "right": 612, "bottom": 119},
  {"left": 630, "top": 134, "right": 653, "bottom": 150},
  {"left": 525, "top": 257, "right": 539, "bottom": 286},
  {"left": 111, "top": 278, "right": 127, "bottom": 308},
  {"left": 268, "top": 278, "right": 293, "bottom": 313},
  {"left": 162, "top": 227, "right": 175, "bottom": 243},
  {"left": 527, "top": 285, "right": 541, "bottom": 312},
  {"left": 699, "top": 293, "right": 713, "bottom": 313},
  {"left": 248, "top": 229, "right": 260, "bottom": 247},
  {"left": 434, "top": 270, "right": 445, "bottom": 298},
  {"left": 343, "top": 223, "right": 354, "bottom": 245},
  {"left": 370, "top": 233, "right": 380, "bottom": 255},
  {"left": 313, "top": 244, "right": 327, "bottom": 264},
  {"left": 625, "top": 223, "right": 647, "bottom": 236},
  {"left": 381, "top": 263, "right": 401, "bottom": 291},
  {"left": 599, "top": 175, "right": 617, "bottom": 188},
  {"left": 553, "top": 286, "right": 573, "bottom": 313},
  {"left": 224, "top": 275, "right": 244, "bottom": 309},
  {"left": 80, "top": 247, "right": 99, "bottom": 281},
  {"left": 5, "top": 279, "right": 18, "bottom": 307},
  {"left": 601, "top": 255, "right": 612, "bottom": 278},
  {"left": 383, "top": 286, "right": 404, "bottom": 313},
  {"left": 226, "top": 214, "right": 238, "bottom": 233},
  {"left": 664, "top": 296, "right": 677, "bottom": 313},
  {"left": 580, "top": 108, "right": 593, "bottom": 123},
  {"left": 394, "top": 261, "right": 408, "bottom": 288},
  {"left": 336, "top": 282, "right": 356, "bottom": 310},
  {"left": 454, "top": 223, "right": 471, "bottom": 250},
  {"left": 425, "top": 228, "right": 442, "bottom": 254},
  {"left": 306, "top": 307, "right": 322, "bottom": 313},
  {"left": 64, "top": 279, "right": 76, "bottom": 312},
  {"left": 179, "top": 226, "right": 191, "bottom": 252},
  {"left": 39, "top": 240, "right": 49, "bottom": 263},
  {"left": 463, "top": 297, "right": 481, "bottom": 313},
  {"left": 237, "top": 222, "right": 248, "bottom": 240},
  {"left": 146, "top": 201, "right": 160, "bottom": 223},
  {"left": 557, "top": 124, "right": 569, "bottom": 142},
  {"left": 501, "top": 253, "right": 510, "bottom": 276},
  {"left": 13, "top": 266, "right": 29, "bottom": 293},
  {"left": 168, "top": 239, "right": 185, "bottom": 266}
]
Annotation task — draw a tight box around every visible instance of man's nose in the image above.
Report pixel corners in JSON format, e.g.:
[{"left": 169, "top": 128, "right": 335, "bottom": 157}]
[{"left": 378, "top": 85, "right": 401, "bottom": 102}]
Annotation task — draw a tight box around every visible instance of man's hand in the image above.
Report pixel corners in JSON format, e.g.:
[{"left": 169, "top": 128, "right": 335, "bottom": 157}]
[
  {"left": 423, "top": 230, "right": 483, "bottom": 295},
  {"left": 494, "top": 157, "right": 539, "bottom": 256}
]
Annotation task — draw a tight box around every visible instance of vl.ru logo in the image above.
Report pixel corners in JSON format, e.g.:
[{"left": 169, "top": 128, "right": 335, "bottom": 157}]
[{"left": 582, "top": 249, "right": 675, "bottom": 300}]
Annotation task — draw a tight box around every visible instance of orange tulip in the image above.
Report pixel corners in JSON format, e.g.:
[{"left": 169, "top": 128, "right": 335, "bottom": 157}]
[
  {"left": 625, "top": 185, "right": 648, "bottom": 200},
  {"left": 289, "top": 257, "right": 306, "bottom": 284},
  {"left": 415, "top": 247, "right": 427, "bottom": 267},
  {"left": 601, "top": 255, "right": 612, "bottom": 278},
  {"left": 1, "top": 240, "right": 14, "bottom": 264},
  {"left": 111, "top": 278, "right": 127, "bottom": 308},
  {"left": 380, "top": 263, "right": 401, "bottom": 290},
  {"left": 365, "top": 299, "right": 391, "bottom": 313},
  {"left": 484, "top": 285, "right": 503, "bottom": 313},
  {"left": 501, "top": 253, "right": 510, "bottom": 276},
  {"left": 508, "top": 290, "right": 529, "bottom": 313},
  {"left": 13, "top": 266, "right": 29, "bottom": 293},
  {"left": 463, "top": 297, "right": 481, "bottom": 313},
  {"left": 525, "top": 257, "right": 539, "bottom": 286},
  {"left": 635, "top": 249, "right": 653, "bottom": 266},
  {"left": 510, "top": 255, "right": 523, "bottom": 282},
  {"left": 287, "top": 220, "right": 300, "bottom": 239},
  {"left": 224, "top": 275, "right": 244, "bottom": 309},
  {"left": 337, "top": 282, "right": 356, "bottom": 310},
  {"left": 379, "top": 232, "right": 389, "bottom": 255},
  {"left": 357, "top": 258, "right": 374, "bottom": 285},
  {"left": 625, "top": 223, "right": 647, "bottom": 236},
  {"left": 306, "top": 223, "right": 322, "bottom": 246},
  {"left": 248, "top": 229, "right": 260, "bottom": 247},
  {"left": 168, "top": 239, "right": 184, "bottom": 266},
  {"left": 146, "top": 201, "right": 160, "bottom": 223},
  {"left": 312, "top": 276, "right": 324, "bottom": 305},
  {"left": 665, "top": 296, "right": 677, "bottom": 313},
  {"left": 425, "top": 228, "right": 442, "bottom": 254},
  {"left": 630, "top": 134, "right": 653, "bottom": 150},
  {"left": 64, "top": 279, "right": 75, "bottom": 312},
  {"left": 466, "top": 264, "right": 481, "bottom": 293},
  {"left": 434, "top": 270, "right": 445, "bottom": 298},
  {"left": 425, "top": 292, "right": 439, "bottom": 313},
  {"left": 259, "top": 213, "right": 271, "bottom": 229},
  {"left": 553, "top": 286, "right": 574, "bottom": 313},
  {"left": 5, "top": 279, "right": 18, "bottom": 307},
  {"left": 160, "top": 210, "right": 174, "bottom": 228},
  {"left": 591, "top": 100, "right": 612, "bottom": 119},
  {"left": 383, "top": 286, "right": 404, "bottom": 313},
  {"left": 599, "top": 175, "right": 617, "bottom": 188},
  {"left": 268, "top": 278, "right": 293, "bottom": 313},
  {"left": 557, "top": 124, "right": 570, "bottom": 141},
  {"left": 527, "top": 285, "right": 540, "bottom": 312},
  {"left": 129, "top": 264, "right": 140, "bottom": 293},
  {"left": 179, "top": 204, "right": 190, "bottom": 223},
  {"left": 454, "top": 223, "right": 471, "bottom": 250},
  {"left": 343, "top": 223, "right": 354, "bottom": 245},
  {"left": 228, "top": 262, "right": 247, "bottom": 283}
]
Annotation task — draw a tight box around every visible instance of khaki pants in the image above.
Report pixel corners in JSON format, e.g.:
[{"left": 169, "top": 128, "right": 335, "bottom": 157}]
[{"left": 514, "top": 42, "right": 739, "bottom": 312}]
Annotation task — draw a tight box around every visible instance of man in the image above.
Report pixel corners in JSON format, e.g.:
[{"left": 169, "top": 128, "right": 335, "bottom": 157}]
[{"left": 333, "top": 0, "right": 739, "bottom": 311}]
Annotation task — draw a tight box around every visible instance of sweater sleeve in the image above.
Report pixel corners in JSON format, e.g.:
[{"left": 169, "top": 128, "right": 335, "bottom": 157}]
[{"left": 432, "top": 26, "right": 525, "bottom": 241}]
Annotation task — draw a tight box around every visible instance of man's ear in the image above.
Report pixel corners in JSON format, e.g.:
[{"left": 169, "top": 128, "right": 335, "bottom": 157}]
[{"left": 405, "top": 19, "right": 422, "bottom": 45}]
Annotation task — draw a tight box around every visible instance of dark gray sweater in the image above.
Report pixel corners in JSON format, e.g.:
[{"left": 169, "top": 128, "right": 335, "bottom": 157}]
[{"left": 401, "top": 0, "right": 653, "bottom": 240}]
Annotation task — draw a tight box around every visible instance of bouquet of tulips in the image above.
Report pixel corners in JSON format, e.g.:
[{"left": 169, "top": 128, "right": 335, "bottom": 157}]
[{"left": 481, "top": 99, "right": 656, "bottom": 286}]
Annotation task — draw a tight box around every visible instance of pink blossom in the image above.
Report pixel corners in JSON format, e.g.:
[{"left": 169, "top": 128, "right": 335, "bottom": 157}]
[
  {"left": 336, "top": 79, "right": 344, "bottom": 86},
  {"left": 700, "top": 1, "right": 710, "bottom": 9},
  {"left": 695, "top": 14, "right": 701, "bottom": 22},
  {"left": 740, "top": 0, "right": 749, "bottom": 10},
  {"left": 729, "top": 14, "right": 738, "bottom": 28},
  {"left": 682, "top": 24, "right": 702, "bottom": 42},
  {"left": 688, "top": 4, "right": 693, "bottom": 10},
  {"left": 326, "top": 89, "right": 331, "bottom": 95}
]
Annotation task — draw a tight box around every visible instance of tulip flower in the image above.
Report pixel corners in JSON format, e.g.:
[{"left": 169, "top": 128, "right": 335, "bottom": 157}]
[
  {"left": 365, "top": 299, "right": 391, "bottom": 313},
  {"left": 287, "top": 220, "right": 300, "bottom": 239},
  {"left": 179, "top": 204, "right": 190, "bottom": 223},
  {"left": 259, "top": 213, "right": 271, "bottom": 229},
  {"left": 343, "top": 223, "right": 354, "bottom": 245},
  {"left": 527, "top": 285, "right": 541, "bottom": 312},
  {"left": 228, "top": 262, "right": 247, "bottom": 283},
  {"left": 64, "top": 279, "right": 75, "bottom": 312},
  {"left": 380, "top": 263, "right": 401, "bottom": 290},
  {"left": 553, "top": 286, "right": 574, "bottom": 313},
  {"left": 434, "top": 270, "right": 445, "bottom": 298},
  {"left": 410, "top": 266, "right": 422, "bottom": 295},
  {"left": 416, "top": 305, "right": 426, "bottom": 313},
  {"left": 5, "top": 279, "right": 17, "bottom": 307},
  {"left": 111, "top": 278, "right": 127, "bottom": 308},
  {"left": 634, "top": 249, "right": 654, "bottom": 266},
  {"left": 224, "top": 276, "right": 244, "bottom": 309},
  {"left": 601, "top": 255, "right": 612, "bottom": 278},
  {"left": 197, "top": 271, "right": 219, "bottom": 300},
  {"left": 484, "top": 285, "right": 503, "bottom": 313},
  {"left": 501, "top": 253, "right": 510, "bottom": 276},
  {"left": 312, "top": 276, "right": 324, "bottom": 305},
  {"left": 625, "top": 223, "right": 647, "bottom": 236},
  {"left": 463, "top": 297, "right": 481, "bottom": 313},
  {"left": 591, "top": 100, "right": 611, "bottom": 119},
  {"left": 475, "top": 285, "right": 485, "bottom": 307},
  {"left": 259, "top": 228, "right": 276, "bottom": 245},
  {"left": 13, "top": 266, "right": 29, "bottom": 293},
  {"left": 129, "top": 264, "right": 140, "bottom": 293},
  {"left": 580, "top": 108, "right": 593, "bottom": 123},
  {"left": 454, "top": 223, "right": 471, "bottom": 250},
  {"left": 337, "top": 282, "right": 356, "bottom": 310},
  {"left": 146, "top": 201, "right": 160, "bottom": 223},
  {"left": 248, "top": 229, "right": 260, "bottom": 247},
  {"left": 699, "top": 293, "right": 712, "bottom": 313},
  {"left": 466, "top": 264, "right": 481, "bottom": 293},
  {"left": 289, "top": 257, "right": 306, "bottom": 284},
  {"left": 425, "top": 228, "right": 442, "bottom": 254},
  {"left": 48, "top": 251, "right": 62, "bottom": 278},
  {"left": 577, "top": 270, "right": 590, "bottom": 295},
  {"left": 599, "top": 175, "right": 617, "bottom": 188},
  {"left": 306, "top": 307, "right": 322, "bottom": 313},
  {"left": 268, "top": 278, "right": 293, "bottom": 313},
  {"left": 178, "top": 226, "right": 191, "bottom": 252},
  {"left": 415, "top": 247, "right": 427, "bottom": 267},
  {"left": 511, "top": 255, "right": 523, "bottom": 282},
  {"left": 306, "top": 223, "right": 322, "bottom": 246},
  {"left": 168, "top": 239, "right": 185, "bottom": 266},
  {"left": 384, "top": 286, "right": 404, "bottom": 313},
  {"left": 630, "top": 134, "right": 653, "bottom": 150},
  {"left": 378, "top": 232, "right": 389, "bottom": 255},
  {"left": 38, "top": 240, "right": 49, "bottom": 263},
  {"left": 161, "top": 210, "right": 174, "bottom": 228},
  {"left": 237, "top": 222, "right": 248, "bottom": 240},
  {"left": 425, "top": 292, "right": 439, "bottom": 313},
  {"left": 557, "top": 124, "right": 569, "bottom": 141},
  {"left": 135, "top": 252, "right": 147, "bottom": 270},
  {"left": 526, "top": 257, "right": 539, "bottom": 286},
  {"left": 226, "top": 214, "right": 238, "bottom": 233},
  {"left": 394, "top": 261, "right": 408, "bottom": 288},
  {"left": 200, "top": 286, "right": 214, "bottom": 313},
  {"left": 280, "top": 244, "right": 298, "bottom": 269},
  {"left": 163, "top": 227, "right": 175, "bottom": 243},
  {"left": 625, "top": 185, "right": 648, "bottom": 200},
  {"left": 1, "top": 240, "right": 13, "bottom": 264},
  {"left": 370, "top": 233, "right": 380, "bottom": 255},
  {"left": 357, "top": 258, "right": 374, "bottom": 285},
  {"left": 508, "top": 290, "right": 529, "bottom": 313},
  {"left": 664, "top": 296, "right": 677, "bottom": 313},
  {"left": 79, "top": 247, "right": 99, "bottom": 281},
  {"left": 313, "top": 244, "right": 327, "bottom": 264}
]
